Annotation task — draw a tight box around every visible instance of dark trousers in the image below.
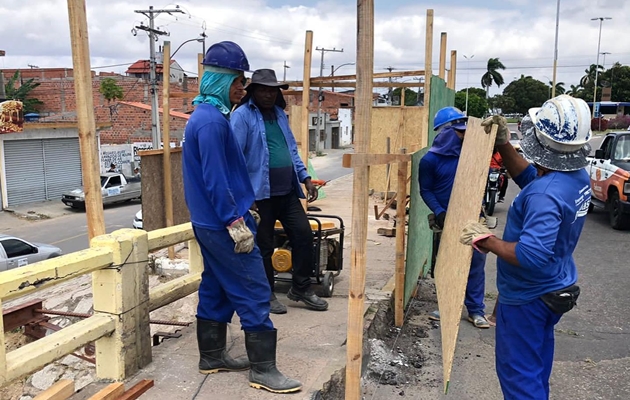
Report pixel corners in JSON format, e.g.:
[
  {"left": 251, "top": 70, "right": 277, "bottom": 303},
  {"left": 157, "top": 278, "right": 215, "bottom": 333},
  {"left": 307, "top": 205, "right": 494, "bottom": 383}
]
[
  {"left": 499, "top": 176, "right": 509, "bottom": 198},
  {"left": 256, "top": 192, "right": 313, "bottom": 292}
]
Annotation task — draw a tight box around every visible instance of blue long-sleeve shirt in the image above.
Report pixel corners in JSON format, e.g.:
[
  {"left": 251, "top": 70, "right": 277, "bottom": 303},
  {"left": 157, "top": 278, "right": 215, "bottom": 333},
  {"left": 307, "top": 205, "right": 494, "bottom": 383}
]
[
  {"left": 231, "top": 99, "right": 310, "bottom": 201},
  {"left": 498, "top": 165, "right": 591, "bottom": 305},
  {"left": 182, "top": 103, "right": 255, "bottom": 229}
]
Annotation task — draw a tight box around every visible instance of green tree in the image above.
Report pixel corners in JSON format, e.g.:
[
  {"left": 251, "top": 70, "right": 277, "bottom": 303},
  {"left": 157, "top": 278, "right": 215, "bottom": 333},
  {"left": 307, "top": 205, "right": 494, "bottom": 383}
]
[
  {"left": 454, "top": 91, "right": 487, "bottom": 118},
  {"left": 502, "top": 75, "right": 549, "bottom": 115},
  {"left": 489, "top": 94, "right": 515, "bottom": 114},
  {"left": 99, "top": 77, "right": 124, "bottom": 102},
  {"left": 548, "top": 81, "right": 565, "bottom": 95},
  {"left": 566, "top": 84, "right": 583, "bottom": 97},
  {"left": 391, "top": 87, "right": 418, "bottom": 106},
  {"left": 481, "top": 58, "right": 506, "bottom": 98},
  {"left": 4, "top": 70, "right": 43, "bottom": 113}
]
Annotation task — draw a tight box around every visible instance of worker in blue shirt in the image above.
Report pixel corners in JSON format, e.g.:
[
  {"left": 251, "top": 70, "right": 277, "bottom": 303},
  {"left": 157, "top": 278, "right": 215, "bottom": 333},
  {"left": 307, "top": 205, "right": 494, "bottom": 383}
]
[
  {"left": 182, "top": 41, "right": 301, "bottom": 394},
  {"left": 232, "top": 69, "right": 328, "bottom": 314},
  {"left": 460, "top": 95, "right": 590, "bottom": 399},
  {"left": 419, "top": 106, "right": 490, "bottom": 329}
]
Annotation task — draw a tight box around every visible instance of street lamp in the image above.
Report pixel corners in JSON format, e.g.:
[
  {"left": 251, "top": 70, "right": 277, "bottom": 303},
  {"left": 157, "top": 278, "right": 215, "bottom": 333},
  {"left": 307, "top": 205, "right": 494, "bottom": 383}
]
[
  {"left": 171, "top": 37, "right": 205, "bottom": 59},
  {"left": 330, "top": 62, "right": 355, "bottom": 92},
  {"left": 283, "top": 61, "right": 290, "bottom": 81},
  {"left": 463, "top": 54, "right": 474, "bottom": 116},
  {"left": 600, "top": 51, "right": 611, "bottom": 69},
  {"left": 591, "top": 16, "right": 612, "bottom": 118}
]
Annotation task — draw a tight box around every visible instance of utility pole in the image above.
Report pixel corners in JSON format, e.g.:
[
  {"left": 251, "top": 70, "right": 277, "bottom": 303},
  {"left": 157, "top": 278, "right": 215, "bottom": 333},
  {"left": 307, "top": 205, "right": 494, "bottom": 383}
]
[
  {"left": 283, "top": 60, "right": 290, "bottom": 81},
  {"left": 463, "top": 54, "right": 474, "bottom": 115},
  {"left": 315, "top": 47, "right": 343, "bottom": 153},
  {"left": 134, "top": 6, "right": 184, "bottom": 149},
  {"left": 0, "top": 50, "right": 5, "bottom": 101},
  {"left": 385, "top": 66, "right": 396, "bottom": 105},
  {"left": 551, "top": 0, "right": 561, "bottom": 98},
  {"left": 591, "top": 16, "right": 611, "bottom": 119}
]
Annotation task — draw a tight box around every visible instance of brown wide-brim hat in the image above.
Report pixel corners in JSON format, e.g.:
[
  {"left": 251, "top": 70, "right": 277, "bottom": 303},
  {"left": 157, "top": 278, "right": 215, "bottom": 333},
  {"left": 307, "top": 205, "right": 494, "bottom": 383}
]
[{"left": 246, "top": 68, "right": 289, "bottom": 90}]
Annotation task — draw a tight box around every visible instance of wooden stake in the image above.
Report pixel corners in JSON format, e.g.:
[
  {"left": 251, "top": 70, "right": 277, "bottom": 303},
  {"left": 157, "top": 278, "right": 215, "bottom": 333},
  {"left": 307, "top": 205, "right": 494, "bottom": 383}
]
[
  {"left": 33, "top": 380, "right": 74, "bottom": 400},
  {"left": 117, "top": 379, "right": 154, "bottom": 400},
  {"left": 423, "top": 9, "right": 434, "bottom": 111},
  {"left": 439, "top": 32, "right": 447, "bottom": 79},
  {"left": 345, "top": 0, "right": 374, "bottom": 398},
  {"left": 67, "top": 0, "right": 105, "bottom": 240},
  {"left": 86, "top": 383, "right": 125, "bottom": 400},
  {"left": 394, "top": 152, "right": 408, "bottom": 327},
  {"left": 301, "top": 31, "right": 313, "bottom": 211},
  {"left": 162, "top": 41, "right": 175, "bottom": 259},
  {"left": 197, "top": 53, "right": 204, "bottom": 91},
  {"left": 449, "top": 50, "right": 457, "bottom": 89}
]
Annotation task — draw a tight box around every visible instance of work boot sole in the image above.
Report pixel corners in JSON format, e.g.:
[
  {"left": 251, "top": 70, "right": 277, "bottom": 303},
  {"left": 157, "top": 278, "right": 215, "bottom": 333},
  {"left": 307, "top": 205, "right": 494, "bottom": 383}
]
[
  {"left": 286, "top": 290, "right": 329, "bottom": 311},
  {"left": 249, "top": 382, "right": 302, "bottom": 393},
  {"left": 200, "top": 365, "right": 250, "bottom": 374}
]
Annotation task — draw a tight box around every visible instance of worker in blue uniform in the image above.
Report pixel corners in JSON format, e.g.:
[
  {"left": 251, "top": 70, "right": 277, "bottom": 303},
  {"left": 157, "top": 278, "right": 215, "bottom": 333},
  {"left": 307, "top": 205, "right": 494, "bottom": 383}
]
[
  {"left": 232, "top": 68, "right": 328, "bottom": 314},
  {"left": 182, "top": 41, "right": 301, "bottom": 394},
  {"left": 419, "top": 106, "right": 490, "bottom": 329},
  {"left": 460, "top": 94, "right": 590, "bottom": 399}
]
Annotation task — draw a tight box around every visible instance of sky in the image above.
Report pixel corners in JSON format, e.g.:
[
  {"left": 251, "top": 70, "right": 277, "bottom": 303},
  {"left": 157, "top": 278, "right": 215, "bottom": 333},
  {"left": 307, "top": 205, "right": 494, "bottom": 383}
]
[{"left": 1, "top": 0, "right": 628, "bottom": 97}]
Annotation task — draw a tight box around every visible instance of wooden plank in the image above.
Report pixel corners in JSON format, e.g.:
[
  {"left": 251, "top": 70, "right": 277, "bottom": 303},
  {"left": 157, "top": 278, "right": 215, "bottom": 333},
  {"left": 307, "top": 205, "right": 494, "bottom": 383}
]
[
  {"left": 345, "top": 0, "right": 374, "bottom": 398},
  {"left": 67, "top": 0, "right": 105, "bottom": 240},
  {"left": 149, "top": 272, "right": 201, "bottom": 312},
  {"left": 169, "top": 92, "right": 196, "bottom": 99},
  {"left": 424, "top": 9, "right": 434, "bottom": 114},
  {"left": 147, "top": 223, "right": 194, "bottom": 251},
  {"left": 0, "top": 299, "right": 6, "bottom": 384},
  {"left": 301, "top": 31, "right": 313, "bottom": 212},
  {"left": 448, "top": 50, "right": 457, "bottom": 90},
  {"left": 434, "top": 119, "right": 496, "bottom": 392},
  {"left": 162, "top": 41, "right": 175, "bottom": 259},
  {"left": 285, "top": 81, "right": 424, "bottom": 88},
  {"left": 342, "top": 153, "right": 411, "bottom": 168},
  {"left": 377, "top": 228, "right": 396, "bottom": 237},
  {"left": 5, "top": 314, "right": 115, "bottom": 383},
  {"left": 439, "top": 32, "right": 447, "bottom": 79},
  {"left": 197, "top": 53, "right": 203, "bottom": 89},
  {"left": 86, "top": 382, "right": 125, "bottom": 400},
  {"left": 394, "top": 160, "right": 408, "bottom": 327},
  {"left": 24, "top": 122, "right": 112, "bottom": 130},
  {"left": 137, "top": 148, "right": 182, "bottom": 157},
  {"left": 33, "top": 380, "right": 75, "bottom": 400},
  {"left": 0, "top": 248, "right": 113, "bottom": 301},
  {"left": 117, "top": 379, "right": 154, "bottom": 400}
]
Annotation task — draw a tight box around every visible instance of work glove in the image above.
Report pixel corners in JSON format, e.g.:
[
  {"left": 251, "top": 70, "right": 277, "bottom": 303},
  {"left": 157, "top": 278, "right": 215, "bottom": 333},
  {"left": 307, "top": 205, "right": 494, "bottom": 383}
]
[
  {"left": 459, "top": 221, "right": 495, "bottom": 253},
  {"left": 436, "top": 212, "right": 446, "bottom": 229},
  {"left": 481, "top": 115, "right": 510, "bottom": 146},
  {"left": 249, "top": 209, "right": 261, "bottom": 226},
  {"left": 227, "top": 217, "right": 255, "bottom": 254}
]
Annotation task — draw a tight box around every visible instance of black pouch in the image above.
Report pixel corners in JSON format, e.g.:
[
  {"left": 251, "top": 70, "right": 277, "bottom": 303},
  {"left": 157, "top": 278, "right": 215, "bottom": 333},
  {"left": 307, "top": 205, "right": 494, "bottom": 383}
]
[{"left": 540, "top": 285, "right": 580, "bottom": 315}]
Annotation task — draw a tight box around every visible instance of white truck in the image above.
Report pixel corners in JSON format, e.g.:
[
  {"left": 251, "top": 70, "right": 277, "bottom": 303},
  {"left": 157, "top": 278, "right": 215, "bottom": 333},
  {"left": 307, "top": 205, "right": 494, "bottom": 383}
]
[{"left": 61, "top": 173, "right": 142, "bottom": 209}]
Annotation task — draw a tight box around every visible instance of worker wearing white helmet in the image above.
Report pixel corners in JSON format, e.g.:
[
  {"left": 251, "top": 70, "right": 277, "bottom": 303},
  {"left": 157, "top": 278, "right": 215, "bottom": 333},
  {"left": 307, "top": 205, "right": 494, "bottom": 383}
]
[{"left": 459, "top": 95, "right": 591, "bottom": 399}]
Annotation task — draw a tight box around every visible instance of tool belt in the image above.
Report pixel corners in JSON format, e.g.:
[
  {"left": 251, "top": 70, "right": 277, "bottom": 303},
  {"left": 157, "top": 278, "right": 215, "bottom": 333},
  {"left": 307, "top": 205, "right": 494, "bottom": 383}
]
[{"left": 540, "top": 285, "right": 580, "bottom": 315}]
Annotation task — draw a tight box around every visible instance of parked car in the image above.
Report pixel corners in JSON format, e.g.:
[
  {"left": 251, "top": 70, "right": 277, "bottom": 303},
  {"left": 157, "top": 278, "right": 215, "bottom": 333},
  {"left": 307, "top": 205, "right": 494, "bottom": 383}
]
[
  {"left": 62, "top": 173, "right": 141, "bottom": 209},
  {"left": 133, "top": 210, "right": 143, "bottom": 230},
  {"left": 0, "top": 235, "right": 62, "bottom": 271},
  {"left": 586, "top": 131, "right": 630, "bottom": 230}
]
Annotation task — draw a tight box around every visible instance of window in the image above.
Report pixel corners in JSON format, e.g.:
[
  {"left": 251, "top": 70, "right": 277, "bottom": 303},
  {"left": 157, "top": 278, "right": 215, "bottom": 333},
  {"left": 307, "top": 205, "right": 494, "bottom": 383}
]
[
  {"left": 106, "top": 176, "right": 122, "bottom": 188},
  {"left": 614, "top": 136, "right": 630, "bottom": 160},
  {"left": 601, "top": 137, "right": 614, "bottom": 158},
  {"left": 1, "top": 239, "right": 35, "bottom": 258}
]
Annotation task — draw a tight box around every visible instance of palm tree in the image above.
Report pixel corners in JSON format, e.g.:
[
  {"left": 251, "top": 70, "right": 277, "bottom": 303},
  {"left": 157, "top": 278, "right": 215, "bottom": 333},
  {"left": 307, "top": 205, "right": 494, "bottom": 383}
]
[
  {"left": 566, "top": 84, "right": 582, "bottom": 96},
  {"left": 548, "top": 81, "right": 566, "bottom": 95},
  {"left": 481, "top": 58, "right": 506, "bottom": 98},
  {"left": 580, "top": 64, "right": 604, "bottom": 87}
]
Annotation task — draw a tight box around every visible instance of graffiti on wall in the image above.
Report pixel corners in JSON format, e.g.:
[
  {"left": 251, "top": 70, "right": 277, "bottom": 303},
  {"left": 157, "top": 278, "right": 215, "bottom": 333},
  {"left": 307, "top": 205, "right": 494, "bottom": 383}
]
[{"left": 101, "top": 144, "right": 133, "bottom": 173}]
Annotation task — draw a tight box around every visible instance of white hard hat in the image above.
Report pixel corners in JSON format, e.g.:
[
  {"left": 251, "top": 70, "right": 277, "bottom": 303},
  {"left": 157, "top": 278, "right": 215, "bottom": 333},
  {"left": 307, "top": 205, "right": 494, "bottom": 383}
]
[{"left": 520, "top": 95, "right": 592, "bottom": 171}]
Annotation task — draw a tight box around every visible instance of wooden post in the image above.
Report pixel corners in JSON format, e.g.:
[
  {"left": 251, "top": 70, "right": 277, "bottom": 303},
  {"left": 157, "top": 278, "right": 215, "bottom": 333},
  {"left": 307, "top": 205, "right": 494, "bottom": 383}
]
[
  {"left": 91, "top": 229, "right": 152, "bottom": 380},
  {"left": 67, "top": 0, "right": 105, "bottom": 240},
  {"left": 188, "top": 239, "right": 204, "bottom": 274},
  {"left": 439, "top": 32, "right": 447, "bottom": 79},
  {"left": 394, "top": 150, "right": 408, "bottom": 327},
  {"left": 449, "top": 50, "right": 457, "bottom": 90},
  {"left": 162, "top": 41, "right": 175, "bottom": 259},
  {"left": 345, "top": 0, "right": 374, "bottom": 399},
  {"left": 423, "top": 9, "right": 434, "bottom": 110},
  {"left": 0, "top": 299, "right": 6, "bottom": 384},
  {"left": 197, "top": 53, "right": 204, "bottom": 93},
  {"left": 301, "top": 31, "right": 313, "bottom": 211}
]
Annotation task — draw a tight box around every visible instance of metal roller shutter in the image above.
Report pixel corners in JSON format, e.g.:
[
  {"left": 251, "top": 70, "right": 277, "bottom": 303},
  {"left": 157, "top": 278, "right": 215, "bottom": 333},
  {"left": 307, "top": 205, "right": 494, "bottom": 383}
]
[
  {"left": 43, "top": 138, "right": 82, "bottom": 201},
  {"left": 4, "top": 140, "right": 46, "bottom": 206}
]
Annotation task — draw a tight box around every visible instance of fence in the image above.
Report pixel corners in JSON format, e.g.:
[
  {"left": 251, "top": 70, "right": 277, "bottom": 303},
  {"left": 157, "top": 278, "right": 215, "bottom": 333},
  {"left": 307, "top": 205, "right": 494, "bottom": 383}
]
[{"left": 0, "top": 223, "right": 202, "bottom": 386}]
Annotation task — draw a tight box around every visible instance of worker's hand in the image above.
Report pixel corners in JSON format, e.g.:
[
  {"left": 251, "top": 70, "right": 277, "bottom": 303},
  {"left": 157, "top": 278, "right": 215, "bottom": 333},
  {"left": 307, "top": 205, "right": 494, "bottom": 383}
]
[
  {"left": 482, "top": 115, "right": 510, "bottom": 146},
  {"left": 436, "top": 212, "right": 446, "bottom": 229},
  {"left": 459, "top": 221, "right": 495, "bottom": 253},
  {"left": 304, "top": 178, "right": 319, "bottom": 203},
  {"left": 248, "top": 209, "right": 261, "bottom": 226},
  {"left": 227, "top": 217, "right": 255, "bottom": 253}
]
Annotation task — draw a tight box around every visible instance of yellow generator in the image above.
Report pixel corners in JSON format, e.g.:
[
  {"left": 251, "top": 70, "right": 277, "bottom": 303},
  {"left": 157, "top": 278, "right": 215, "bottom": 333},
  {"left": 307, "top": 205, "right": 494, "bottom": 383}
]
[{"left": 271, "top": 214, "right": 344, "bottom": 297}]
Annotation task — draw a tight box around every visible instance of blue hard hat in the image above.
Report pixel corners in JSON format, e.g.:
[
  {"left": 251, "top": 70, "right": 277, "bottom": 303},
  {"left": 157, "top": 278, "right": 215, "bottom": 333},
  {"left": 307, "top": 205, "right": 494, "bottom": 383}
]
[
  {"left": 433, "top": 106, "right": 467, "bottom": 131},
  {"left": 202, "top": 41, "right": 250, "bottom": 72}
]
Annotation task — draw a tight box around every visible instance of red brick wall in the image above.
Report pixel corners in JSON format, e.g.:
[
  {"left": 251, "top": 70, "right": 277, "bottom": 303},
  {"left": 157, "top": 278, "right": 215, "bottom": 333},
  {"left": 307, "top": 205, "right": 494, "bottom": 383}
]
[{"left": 284, "top": 90, "right": 354, "bottom": 120}]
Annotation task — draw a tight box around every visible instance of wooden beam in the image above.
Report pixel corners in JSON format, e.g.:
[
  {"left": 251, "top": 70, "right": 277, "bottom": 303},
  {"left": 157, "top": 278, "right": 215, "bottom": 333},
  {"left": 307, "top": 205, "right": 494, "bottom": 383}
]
[
  {"left": 449, "top": 50, "right": 457, "bottom": 90},
  {"left": 342, "top": 153, "right": 411, "bottom": 168},
  {"left": 435, "top": 119, "right": 497, "bottom": 392},
  {"left": 424, "top": 9, "right": 434, "bottom": 110},
  {"left": 147, "top": 223, "right": 194, "bottom": 251},
  {"left": 87, "top": 383, "right": 125, "bottom": 400},
  {"left": 117, "top": 379, "right": 155, "bottom": 400},
  {"left": 162, "top": 41, "right": 175, "bottom": 260},
  {"left": 198, "top": 53, "right": 203, "bottom": 87},
  {"left": 394, "top": 158, "right": 408, "bottom": 327},
  {"left": 23, "top": 122, "right": 112, "bottom": 130},
  {"left": 311, "top": 69, "right": 425, "bottom": 83},
  {"left": 301, "top": 30, "right": 313, "bottom": 212},
  {"left": 439, "top": 32, "right": 447, "bottom": 79},
  {"left": 149, "top": 272, "right": 201, "bottom": 312},
  {"left": 33, "top": 380, "right": 75, "bottom": 400},
  {"left": 286, "top": 81, "right": 423, "bottom": 88},
  {"left": 67, "top": 0, "right": 105, "bottom": 240},
  {"left": 169, "top": 92, "right": 196, "bottom": 99},
  {"left": 345, "top": 0, "right": 374, "bottom": 398},
  {"left": 0, "top": 299, "right": 6, "bottom": 383}
]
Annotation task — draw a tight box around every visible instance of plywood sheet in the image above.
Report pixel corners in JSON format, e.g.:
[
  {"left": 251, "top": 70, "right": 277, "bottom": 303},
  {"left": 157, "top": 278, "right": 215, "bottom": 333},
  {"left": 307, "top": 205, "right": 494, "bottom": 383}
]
[
  {"left": 433, "top": 118, "right": 496, "bottom": 392},
  {"left": 369, "top": 107, "right": 428, "bottom": 192}
]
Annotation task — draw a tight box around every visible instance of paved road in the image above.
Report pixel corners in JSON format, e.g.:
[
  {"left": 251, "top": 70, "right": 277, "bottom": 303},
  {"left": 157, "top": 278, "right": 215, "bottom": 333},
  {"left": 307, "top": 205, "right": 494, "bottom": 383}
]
[{"left": 309, "top": 148, "right": 354, "bottom": 182}]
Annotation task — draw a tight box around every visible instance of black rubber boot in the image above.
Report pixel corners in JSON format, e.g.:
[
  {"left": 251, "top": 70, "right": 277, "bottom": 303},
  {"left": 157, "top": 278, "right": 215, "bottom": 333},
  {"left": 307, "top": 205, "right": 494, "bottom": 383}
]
[
  {"left": 197, "top": 318, "right": 250, "bottom": 374},
  {"left": 245, "top": 329, "right": 302, "bottom": 393}
]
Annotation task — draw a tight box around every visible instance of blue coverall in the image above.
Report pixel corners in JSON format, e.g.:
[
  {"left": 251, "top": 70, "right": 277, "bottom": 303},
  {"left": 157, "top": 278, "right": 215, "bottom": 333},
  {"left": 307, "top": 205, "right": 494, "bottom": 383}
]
[
  {"left": 418, "top": 126, "right": 486, "bottom": 316},
  {"left": 182, "top": 103, "right": 273, "bottom": 331},
  {"left": 496, "top": 165, "right": 590, "bottom": 399}
]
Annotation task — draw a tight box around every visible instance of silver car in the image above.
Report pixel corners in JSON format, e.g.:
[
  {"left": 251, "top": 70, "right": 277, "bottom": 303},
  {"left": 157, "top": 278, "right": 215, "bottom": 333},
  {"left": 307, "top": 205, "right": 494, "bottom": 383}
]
[{"left": 0, "top": 234, "right": 63, "bottom": 271}]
